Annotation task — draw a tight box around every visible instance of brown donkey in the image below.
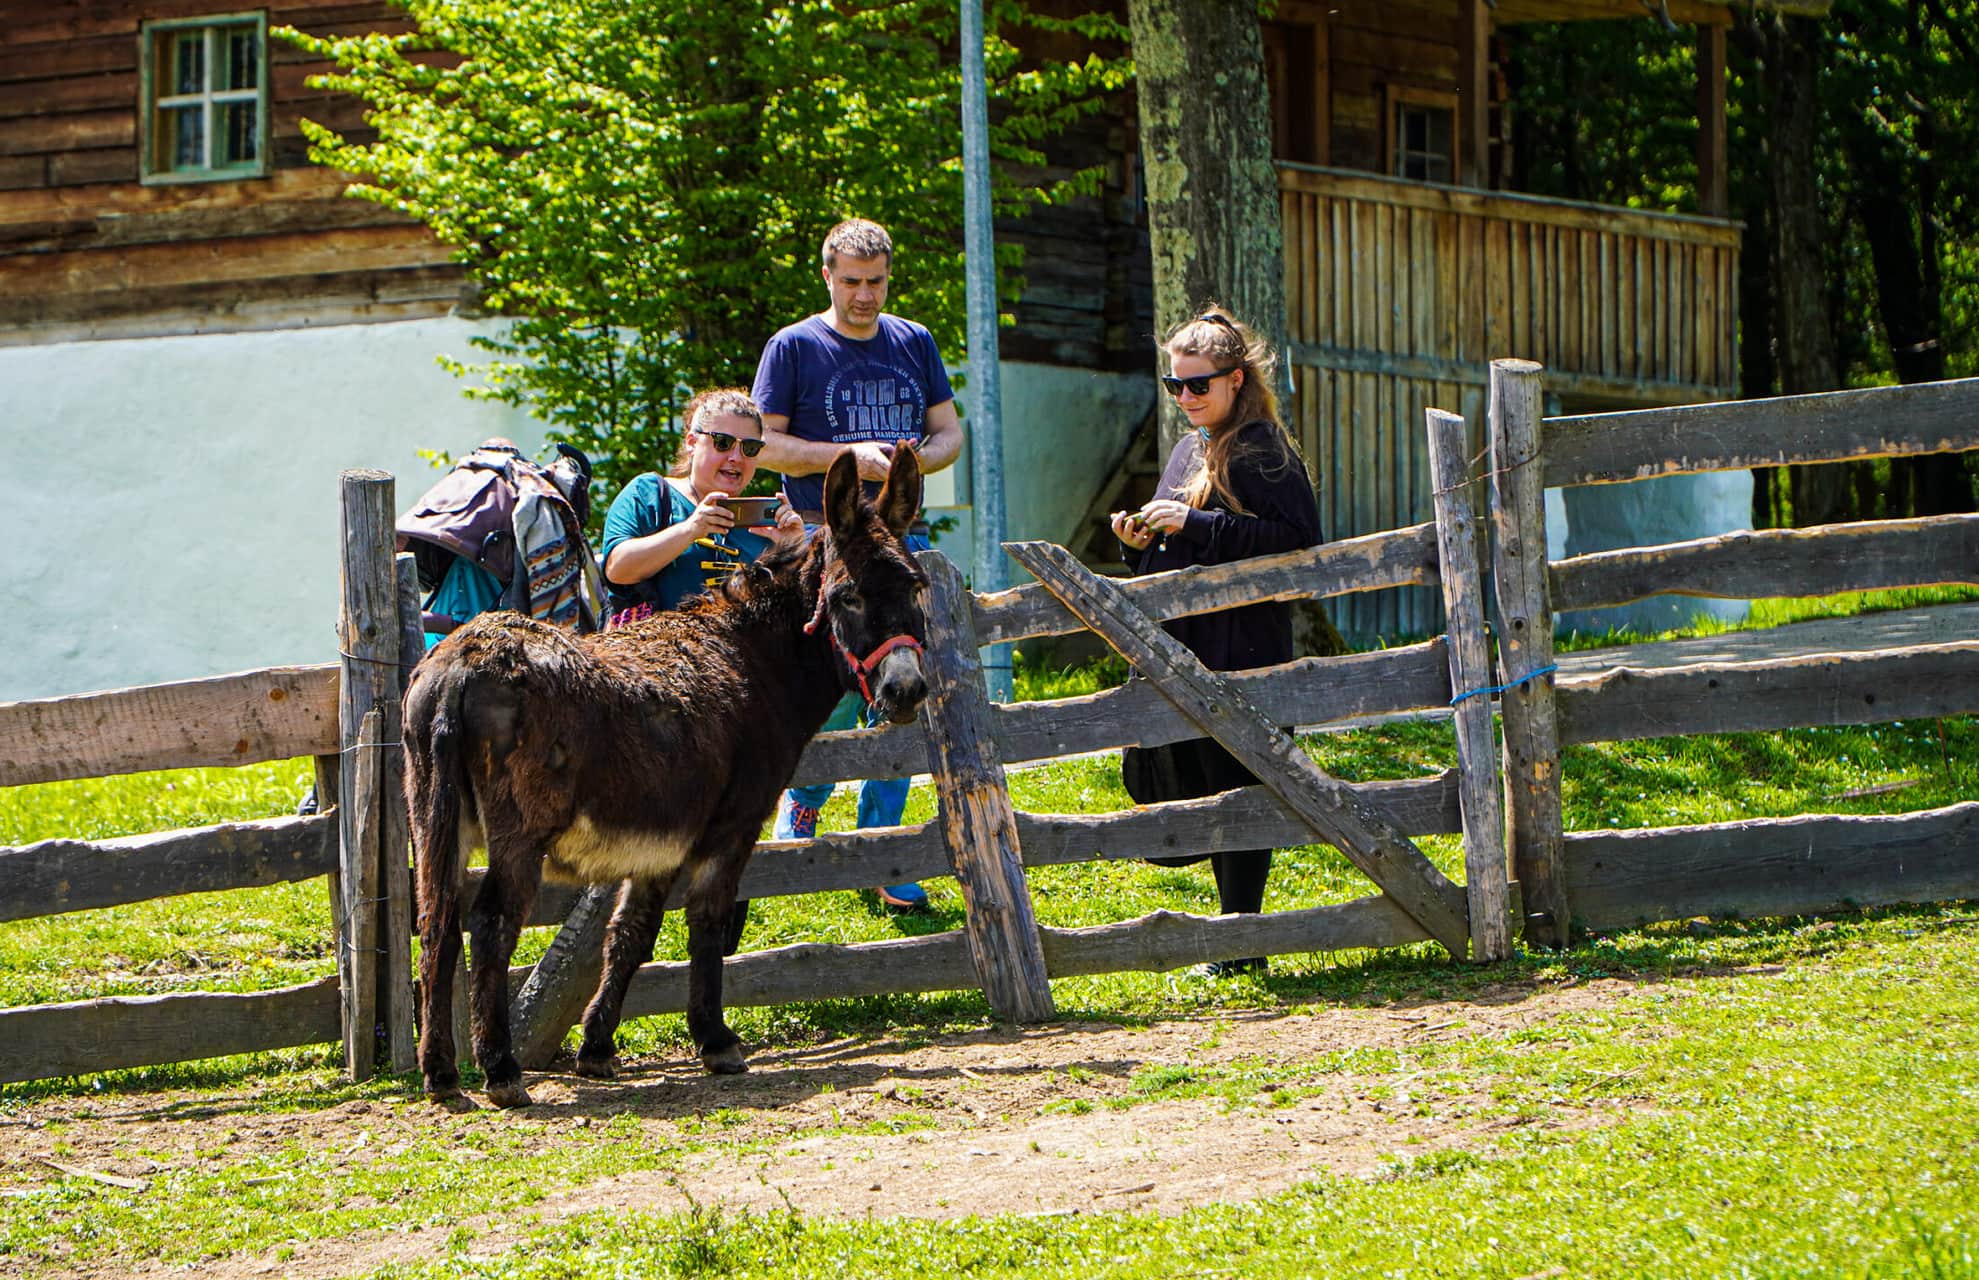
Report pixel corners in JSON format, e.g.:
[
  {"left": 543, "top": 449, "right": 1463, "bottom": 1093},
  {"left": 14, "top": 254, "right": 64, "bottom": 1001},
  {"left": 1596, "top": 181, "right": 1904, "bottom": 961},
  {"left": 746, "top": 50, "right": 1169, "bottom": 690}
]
[{"left": 404, "top": 448, "right": 931, "bottom": 1107}]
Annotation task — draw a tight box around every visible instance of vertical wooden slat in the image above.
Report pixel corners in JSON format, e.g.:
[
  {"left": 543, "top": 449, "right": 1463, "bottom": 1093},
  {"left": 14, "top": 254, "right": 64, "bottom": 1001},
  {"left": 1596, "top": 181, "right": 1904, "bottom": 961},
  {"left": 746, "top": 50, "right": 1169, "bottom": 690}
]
[
  {"left": 1674, "top": 242, "right": 1691, "bottom": 385},
  {"left": 337, "top": 469, "right": 399, "bottom": 1081},
  {"left": 1509, "top": 221, "right": 1528, "bottom": 358},
  {"left": 1426, "top": 407, "right": 1511, "bottom": 962},
  {"left": 1439, "top": 211, "right": 1460, "bottom": 358},
  {"left": 918, "top": 553, "right": 1054, "bottom": 1023},
  {"left": 344, "top": 708, "right": 385, "bottom": 1080},
  {"left": 1332, "top": 195, "right": 1350, "bottom": 352},
  {"left": 1486, "top": 218, "right": 1510, "bottom": 359},
  {"left": 380, "top": 553, "right": 420, "bottom": 1073},
  {"left": 1486, "top": 360, "right": 1569, "bottom": 948},
  {"left": 1462, "top": 208, "right": 1487, "bottom": 361},
  {"left": 1599, "top": 231, "right": 1617, "bottom": 378},
  {"left": 1355, "top": 195, "right": 1377, "bottom": 353}
]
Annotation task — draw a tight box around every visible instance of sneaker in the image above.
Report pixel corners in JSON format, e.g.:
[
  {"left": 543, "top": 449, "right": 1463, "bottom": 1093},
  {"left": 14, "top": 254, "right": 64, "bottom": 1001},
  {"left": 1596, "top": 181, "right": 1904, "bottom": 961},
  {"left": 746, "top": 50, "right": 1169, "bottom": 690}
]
[
  {"left": 876, "top": 882, "right": 929, "bottom": 912},
  {"left": 776, "top": 797, "right": 822, "bottom": 841},
  {"left": 1194, "top": 957, "right": 1267, "bottom": 979}
]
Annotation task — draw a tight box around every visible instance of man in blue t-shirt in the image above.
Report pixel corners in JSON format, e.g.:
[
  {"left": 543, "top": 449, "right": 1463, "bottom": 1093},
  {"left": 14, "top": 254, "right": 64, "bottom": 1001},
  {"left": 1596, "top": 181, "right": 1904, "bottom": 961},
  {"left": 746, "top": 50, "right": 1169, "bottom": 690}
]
[{"left": 752, "top": 218, "right": 965, "bottom": 912}]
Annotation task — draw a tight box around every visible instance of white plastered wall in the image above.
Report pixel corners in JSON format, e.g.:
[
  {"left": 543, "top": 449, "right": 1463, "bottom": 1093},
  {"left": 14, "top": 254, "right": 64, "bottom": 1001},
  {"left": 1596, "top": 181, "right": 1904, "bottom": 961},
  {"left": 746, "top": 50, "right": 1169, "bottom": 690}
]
[{"left": 0, "top": 317, "right": 548, "bottom": 701}]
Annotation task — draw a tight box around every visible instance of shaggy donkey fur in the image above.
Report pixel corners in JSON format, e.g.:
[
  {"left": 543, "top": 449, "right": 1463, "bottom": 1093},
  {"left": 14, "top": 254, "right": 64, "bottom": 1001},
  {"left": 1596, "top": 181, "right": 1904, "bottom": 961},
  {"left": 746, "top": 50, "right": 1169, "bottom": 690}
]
[{"left": 404, "top": 449, "right": 930, "bottom": 1107}]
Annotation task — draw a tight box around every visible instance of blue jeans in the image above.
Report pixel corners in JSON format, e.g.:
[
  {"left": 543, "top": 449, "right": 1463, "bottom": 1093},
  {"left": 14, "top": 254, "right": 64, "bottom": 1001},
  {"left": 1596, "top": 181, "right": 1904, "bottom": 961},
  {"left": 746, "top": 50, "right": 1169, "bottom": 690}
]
[{"left": 776, "top": 530, "right": 930, "bottom": 836}]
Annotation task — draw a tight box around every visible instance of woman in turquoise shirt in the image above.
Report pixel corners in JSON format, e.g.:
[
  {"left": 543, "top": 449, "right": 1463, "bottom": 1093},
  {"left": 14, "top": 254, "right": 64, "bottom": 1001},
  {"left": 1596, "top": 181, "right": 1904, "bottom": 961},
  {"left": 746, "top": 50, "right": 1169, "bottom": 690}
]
[{"left": 601, "top": 388, "right": 803, "bottom": 625}]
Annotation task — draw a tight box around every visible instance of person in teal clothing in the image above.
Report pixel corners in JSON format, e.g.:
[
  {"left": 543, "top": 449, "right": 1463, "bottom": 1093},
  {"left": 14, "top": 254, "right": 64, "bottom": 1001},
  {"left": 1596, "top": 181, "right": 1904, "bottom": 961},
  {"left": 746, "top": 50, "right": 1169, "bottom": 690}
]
[{"left": 600, "top": 388, "right": 803, "bottom": 627}]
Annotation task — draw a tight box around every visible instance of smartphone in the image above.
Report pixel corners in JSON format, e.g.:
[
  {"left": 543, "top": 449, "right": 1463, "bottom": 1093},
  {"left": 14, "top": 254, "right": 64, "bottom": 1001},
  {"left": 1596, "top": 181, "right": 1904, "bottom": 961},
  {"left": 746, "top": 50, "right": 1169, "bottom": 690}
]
[{"left": 722, "top": 496, "right": 784, "bottom": 526}]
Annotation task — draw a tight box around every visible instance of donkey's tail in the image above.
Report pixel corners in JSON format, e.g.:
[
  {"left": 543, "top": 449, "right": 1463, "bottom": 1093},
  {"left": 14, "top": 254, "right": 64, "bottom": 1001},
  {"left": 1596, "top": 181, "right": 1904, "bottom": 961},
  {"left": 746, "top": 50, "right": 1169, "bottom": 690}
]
[{"left": 405, "top": 662, "right": 473, "bottom": 932}]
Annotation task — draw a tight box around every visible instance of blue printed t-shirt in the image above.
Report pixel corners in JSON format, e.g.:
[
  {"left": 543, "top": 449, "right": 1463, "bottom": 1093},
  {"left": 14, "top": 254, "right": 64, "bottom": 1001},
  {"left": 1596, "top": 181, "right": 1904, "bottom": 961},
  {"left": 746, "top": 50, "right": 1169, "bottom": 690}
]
[
  {"left": 750, "top": 312, "right": 954, "bottom": 512},
  {"left": 599, "top": 474, "right": 775, "bottom": 614}
]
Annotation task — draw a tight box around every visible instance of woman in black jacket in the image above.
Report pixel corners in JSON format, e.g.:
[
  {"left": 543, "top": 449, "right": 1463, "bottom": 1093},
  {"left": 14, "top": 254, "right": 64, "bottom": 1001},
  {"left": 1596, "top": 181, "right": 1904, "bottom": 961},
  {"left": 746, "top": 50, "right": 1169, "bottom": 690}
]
[{"left": 1110, "top": 307, "right": 1322, "bottom": 975}]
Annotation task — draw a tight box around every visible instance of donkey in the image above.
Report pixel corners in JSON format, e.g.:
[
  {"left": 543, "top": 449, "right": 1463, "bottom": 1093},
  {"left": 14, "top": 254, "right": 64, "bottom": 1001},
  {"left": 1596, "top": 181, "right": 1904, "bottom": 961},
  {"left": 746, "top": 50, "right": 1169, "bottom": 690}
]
[{"left": 403, "top": 447, "right": 931, "bottom": 1107}]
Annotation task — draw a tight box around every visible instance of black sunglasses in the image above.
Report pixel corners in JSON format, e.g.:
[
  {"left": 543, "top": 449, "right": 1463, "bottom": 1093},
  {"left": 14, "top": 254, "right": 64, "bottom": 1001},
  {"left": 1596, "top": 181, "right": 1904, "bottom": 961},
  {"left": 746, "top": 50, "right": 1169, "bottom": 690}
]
[
  {"left": 695, "top": 429, "right": 765, "bottom": 458},
  {"left": 1160, "top": 367, "right": 1240, "bottom": 398}
]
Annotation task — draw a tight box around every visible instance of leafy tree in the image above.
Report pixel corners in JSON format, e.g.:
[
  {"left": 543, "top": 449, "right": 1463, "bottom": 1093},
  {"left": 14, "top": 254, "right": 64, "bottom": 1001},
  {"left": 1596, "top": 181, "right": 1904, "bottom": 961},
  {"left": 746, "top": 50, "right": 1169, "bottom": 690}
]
[{"left": 279, "top": 1, "right": 1126, "bottom": 501}]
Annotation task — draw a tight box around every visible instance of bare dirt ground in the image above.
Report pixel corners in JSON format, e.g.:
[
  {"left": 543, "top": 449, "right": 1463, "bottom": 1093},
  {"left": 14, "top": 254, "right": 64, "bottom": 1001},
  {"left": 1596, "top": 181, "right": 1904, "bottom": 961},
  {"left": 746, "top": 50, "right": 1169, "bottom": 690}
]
[{"left": 0, "top": 974, "right": 1670, "bottom": 1280}]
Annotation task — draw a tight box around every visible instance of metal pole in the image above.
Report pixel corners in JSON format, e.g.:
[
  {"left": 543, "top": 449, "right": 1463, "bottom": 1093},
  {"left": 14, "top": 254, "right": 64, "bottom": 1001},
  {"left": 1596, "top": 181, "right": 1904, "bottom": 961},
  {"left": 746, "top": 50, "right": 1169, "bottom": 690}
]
[{"left": 960, "top": 0, "right": 1012, "bottom": 702}]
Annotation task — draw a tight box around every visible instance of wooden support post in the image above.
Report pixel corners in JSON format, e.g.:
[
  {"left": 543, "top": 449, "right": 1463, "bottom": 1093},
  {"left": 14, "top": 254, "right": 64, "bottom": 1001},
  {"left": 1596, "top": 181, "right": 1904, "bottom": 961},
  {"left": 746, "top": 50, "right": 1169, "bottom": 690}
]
[
  {"left": 377, "top": 553, "right": 421, "bottom": 1073},
  {"left": 337, "top": 469, "right": 399, "bottom": 1080},
  {"left": 1458, "top": 0, "right": 1491, "bottom": 188},
  {"left": 511, "top": 882, "right": 617, "bottom": 1069},
  {"left": 1426, "top": 408, "right": 1512, "bottom": 962},
  {"left": 1696, "top": 23, "right": 1729, "bottom": 218},
  {"left": 1006, "top": 541, "right": 1472, "bottom": 960},
  {"left": 1485, "top": 360, "right": 1570, "bottom": 948},
  {"left": 916, "top": 552, "right": 1055, "bottom": 1023}
]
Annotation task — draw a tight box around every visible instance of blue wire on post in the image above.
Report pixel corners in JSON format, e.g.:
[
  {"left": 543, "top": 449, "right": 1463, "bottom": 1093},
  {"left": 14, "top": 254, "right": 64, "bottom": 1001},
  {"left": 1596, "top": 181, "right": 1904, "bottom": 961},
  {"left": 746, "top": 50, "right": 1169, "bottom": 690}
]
[{"left": 1449, "top": 663, "right": 1557, "bottom": 707}]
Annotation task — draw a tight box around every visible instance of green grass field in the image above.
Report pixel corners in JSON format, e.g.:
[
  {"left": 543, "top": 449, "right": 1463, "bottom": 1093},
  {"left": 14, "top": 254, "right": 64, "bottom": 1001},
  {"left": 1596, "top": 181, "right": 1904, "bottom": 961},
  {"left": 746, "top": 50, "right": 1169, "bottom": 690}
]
[{"left": 1, "top": 588, "right": 1975, "bottom": 1276}]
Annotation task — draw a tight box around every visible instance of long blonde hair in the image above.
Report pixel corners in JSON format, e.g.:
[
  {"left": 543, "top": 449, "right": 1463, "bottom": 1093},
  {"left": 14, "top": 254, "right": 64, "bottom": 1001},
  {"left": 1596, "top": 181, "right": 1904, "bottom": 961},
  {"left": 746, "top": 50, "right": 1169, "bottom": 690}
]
[{"left": 1163, "top": 306, "right": 1299, "bottom": 515}]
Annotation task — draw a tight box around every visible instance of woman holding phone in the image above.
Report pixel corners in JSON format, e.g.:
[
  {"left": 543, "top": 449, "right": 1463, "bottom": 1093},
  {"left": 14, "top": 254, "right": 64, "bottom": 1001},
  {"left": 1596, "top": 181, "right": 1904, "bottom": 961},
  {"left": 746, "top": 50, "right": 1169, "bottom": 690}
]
[
  {"left": 1109, "top": 307, "right": 1322, "bottom": 976},
  {"left": 601, "top": 387, "right": 805, "bottom": 627}
]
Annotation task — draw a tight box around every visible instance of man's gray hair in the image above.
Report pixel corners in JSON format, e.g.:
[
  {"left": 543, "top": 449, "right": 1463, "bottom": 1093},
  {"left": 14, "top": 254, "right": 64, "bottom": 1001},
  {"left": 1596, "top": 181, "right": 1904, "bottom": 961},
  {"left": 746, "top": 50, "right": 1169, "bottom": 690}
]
[{"left": 821, "top": 218, "right": 893, "bottom": 268}]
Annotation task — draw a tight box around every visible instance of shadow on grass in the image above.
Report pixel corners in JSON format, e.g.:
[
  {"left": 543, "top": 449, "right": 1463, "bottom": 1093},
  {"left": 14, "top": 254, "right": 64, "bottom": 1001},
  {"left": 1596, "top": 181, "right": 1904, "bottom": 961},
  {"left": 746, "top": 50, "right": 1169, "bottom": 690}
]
[{"left": 8, "top": 902, "right": 1971, "bottom": 1111}]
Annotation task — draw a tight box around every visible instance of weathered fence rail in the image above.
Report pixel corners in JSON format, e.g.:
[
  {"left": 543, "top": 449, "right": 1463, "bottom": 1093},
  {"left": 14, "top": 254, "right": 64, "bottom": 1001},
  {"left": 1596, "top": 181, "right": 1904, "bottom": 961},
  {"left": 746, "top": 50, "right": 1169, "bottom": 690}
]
[{"left": 6, "top": 369, "right": 1979, "bottom": 1088}]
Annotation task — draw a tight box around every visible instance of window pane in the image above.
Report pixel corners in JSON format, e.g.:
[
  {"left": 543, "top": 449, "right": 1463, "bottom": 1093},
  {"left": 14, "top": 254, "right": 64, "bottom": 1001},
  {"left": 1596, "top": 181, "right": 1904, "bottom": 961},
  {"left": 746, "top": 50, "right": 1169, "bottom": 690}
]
[
  {"left": 224, "top": 28, "right": 258, "bottom": 91},
  {"left": 173, "top": 32, "right": 204, "bottom": 95},
  {"left": 221, "top": 101, "right": 258, "bottom": 166},
  {"left": 1403, "top": 109, "right": 1427, "bottom": 152},
  {"left": 1427, "top": 109, "right": 1452, "bottom": 156},
  {"left": 164, "top": 104, "right": 203, "bottom": 169}
]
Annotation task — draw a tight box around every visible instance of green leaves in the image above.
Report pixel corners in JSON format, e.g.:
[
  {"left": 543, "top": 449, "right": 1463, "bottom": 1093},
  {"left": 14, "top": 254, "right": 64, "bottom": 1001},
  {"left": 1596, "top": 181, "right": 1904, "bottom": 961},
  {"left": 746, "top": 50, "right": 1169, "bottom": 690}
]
[{"left": 277, "top": 1, "right": 1127, "bottom": 503}]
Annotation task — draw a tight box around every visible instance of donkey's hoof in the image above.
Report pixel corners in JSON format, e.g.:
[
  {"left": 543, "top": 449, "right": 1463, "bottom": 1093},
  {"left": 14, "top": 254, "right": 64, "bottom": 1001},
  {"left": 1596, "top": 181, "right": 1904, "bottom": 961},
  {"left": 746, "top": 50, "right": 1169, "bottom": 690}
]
[
  {"left": 485, "top": 1079, "right": 534, "bottom": 1109},
  {"left": 702, "top": 1044, "right": 749, "bottom": 1075},
  {"left": 424, "top": 1081, "right": 464, "bottom": 1104},
  {"left": 574, "top": 1054, "right": 618, "bottom": 1081}
]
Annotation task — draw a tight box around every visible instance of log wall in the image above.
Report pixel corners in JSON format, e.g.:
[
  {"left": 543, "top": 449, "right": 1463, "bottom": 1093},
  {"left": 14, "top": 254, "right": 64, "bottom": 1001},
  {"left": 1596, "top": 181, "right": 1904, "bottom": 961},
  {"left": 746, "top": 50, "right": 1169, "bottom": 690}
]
[{"left": 0, "top": 1, "right": 463, "bottom": 346}]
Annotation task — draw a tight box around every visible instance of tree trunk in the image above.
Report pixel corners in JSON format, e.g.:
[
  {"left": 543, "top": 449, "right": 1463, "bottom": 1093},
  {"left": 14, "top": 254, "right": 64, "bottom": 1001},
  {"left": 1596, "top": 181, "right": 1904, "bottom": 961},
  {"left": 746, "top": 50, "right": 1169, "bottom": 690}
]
[
  {"left": 1842, "top": 11, "right": 1967, "bottom": 518},
  {"left": 1759, "top": 15, "right": 1849, "bottom": 527},
  {"left": 1127, "top": 0, "right": 1288, "bottom": 458}
]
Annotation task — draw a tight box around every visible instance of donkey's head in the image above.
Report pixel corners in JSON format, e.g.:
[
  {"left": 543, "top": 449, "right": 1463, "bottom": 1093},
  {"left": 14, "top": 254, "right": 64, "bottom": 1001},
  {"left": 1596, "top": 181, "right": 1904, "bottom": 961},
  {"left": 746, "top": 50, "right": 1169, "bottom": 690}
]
[{"left": 816, "top": 446, "right": 931, "bottom": 725}]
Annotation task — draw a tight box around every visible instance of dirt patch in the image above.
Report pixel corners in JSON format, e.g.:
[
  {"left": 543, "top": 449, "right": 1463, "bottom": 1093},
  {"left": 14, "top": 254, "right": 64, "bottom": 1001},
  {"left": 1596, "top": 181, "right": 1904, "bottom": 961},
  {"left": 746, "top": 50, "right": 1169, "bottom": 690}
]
[{"left": 4, "top": 977, "right": 1659, "bottom": 1279}]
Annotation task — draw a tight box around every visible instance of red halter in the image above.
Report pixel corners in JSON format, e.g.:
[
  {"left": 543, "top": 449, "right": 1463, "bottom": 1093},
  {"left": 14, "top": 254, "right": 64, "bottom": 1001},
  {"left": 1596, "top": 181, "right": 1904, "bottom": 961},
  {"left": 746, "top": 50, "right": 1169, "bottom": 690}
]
[{"left": 804, "top": 585, "right": 924, "bottom": 705}]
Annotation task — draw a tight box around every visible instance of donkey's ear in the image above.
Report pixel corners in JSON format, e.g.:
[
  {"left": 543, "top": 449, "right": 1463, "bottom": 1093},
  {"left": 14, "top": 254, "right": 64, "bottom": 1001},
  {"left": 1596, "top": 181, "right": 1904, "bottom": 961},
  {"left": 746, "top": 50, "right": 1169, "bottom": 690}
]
[
  {"left": 876, "top": 445, "right": 923, "bottom": 536},
  {"left": 823, "top": 450, "right": 863, "bottom": 540}
]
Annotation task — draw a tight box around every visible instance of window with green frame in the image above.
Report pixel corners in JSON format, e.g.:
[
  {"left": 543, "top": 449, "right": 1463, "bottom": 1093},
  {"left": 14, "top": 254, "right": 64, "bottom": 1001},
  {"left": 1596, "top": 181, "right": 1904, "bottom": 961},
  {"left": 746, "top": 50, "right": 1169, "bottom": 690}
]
[{"left": 140, "top": 13, "right": 269, "bottom": 182}]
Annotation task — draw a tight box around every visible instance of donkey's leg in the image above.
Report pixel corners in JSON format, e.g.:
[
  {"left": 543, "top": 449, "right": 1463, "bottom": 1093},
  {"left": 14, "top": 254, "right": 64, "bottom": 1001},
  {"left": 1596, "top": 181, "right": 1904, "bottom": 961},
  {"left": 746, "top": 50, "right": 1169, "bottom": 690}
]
[
  {"left": 683, "top": 828, "right": 758, "bottom": 1074},
  {"left": 417, "top": 887, "right": 466, "bottom": 1100},
  {"left": 574, "top": 877, "right": 669, "bottom": 1081},
  {"left": 464, "top": 826, "right": 544, "bottom": 1109}
]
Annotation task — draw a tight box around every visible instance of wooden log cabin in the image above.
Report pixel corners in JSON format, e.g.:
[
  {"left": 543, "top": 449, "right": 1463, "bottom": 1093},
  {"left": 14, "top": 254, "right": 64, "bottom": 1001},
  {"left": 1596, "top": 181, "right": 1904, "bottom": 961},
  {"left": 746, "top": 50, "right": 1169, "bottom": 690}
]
[{"left": 1254, "top": 0, "right": 1789, "bottom": 636}]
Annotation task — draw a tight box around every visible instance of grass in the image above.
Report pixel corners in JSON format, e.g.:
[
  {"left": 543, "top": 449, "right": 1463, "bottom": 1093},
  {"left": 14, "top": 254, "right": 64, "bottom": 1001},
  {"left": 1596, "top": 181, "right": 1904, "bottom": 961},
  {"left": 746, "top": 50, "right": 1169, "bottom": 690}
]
[{"left": 1, "top": 586, "right": 1975, "bottom": 1275}]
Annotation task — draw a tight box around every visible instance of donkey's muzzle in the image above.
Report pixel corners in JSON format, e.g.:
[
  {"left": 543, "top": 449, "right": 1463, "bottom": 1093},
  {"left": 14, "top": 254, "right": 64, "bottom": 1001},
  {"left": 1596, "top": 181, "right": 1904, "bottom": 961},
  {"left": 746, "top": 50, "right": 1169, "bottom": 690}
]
[{"left": 871, "top": 647, "right": 929, "bottom": 725}]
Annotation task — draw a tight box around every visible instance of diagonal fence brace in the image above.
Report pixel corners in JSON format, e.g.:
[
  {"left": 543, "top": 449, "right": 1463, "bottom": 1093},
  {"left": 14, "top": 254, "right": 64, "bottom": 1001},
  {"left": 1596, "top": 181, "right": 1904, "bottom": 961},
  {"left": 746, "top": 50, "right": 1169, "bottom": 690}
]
[{"left": 1004, "top": 540, "right": 1471, "bottom": 960}]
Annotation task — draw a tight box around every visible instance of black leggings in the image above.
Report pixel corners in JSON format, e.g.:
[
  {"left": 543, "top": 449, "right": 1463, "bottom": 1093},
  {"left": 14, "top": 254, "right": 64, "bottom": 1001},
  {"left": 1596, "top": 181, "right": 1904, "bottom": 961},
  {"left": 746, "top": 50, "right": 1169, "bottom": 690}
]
[{"left": 1122, "top": 737, "right": 1273, "bottom": 916}]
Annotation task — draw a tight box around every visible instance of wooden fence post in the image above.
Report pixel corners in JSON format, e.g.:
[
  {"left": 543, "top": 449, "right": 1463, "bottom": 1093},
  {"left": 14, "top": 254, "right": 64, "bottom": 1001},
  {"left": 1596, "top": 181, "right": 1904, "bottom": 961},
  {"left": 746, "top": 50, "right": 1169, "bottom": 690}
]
[
  {"left": 916, "top": 552, "right": 1055, "bottom": 1023},
  {"left": 1426, "top": 407, "right": 1512, "bottom": 962},
  {"left": 338, "top": 469, "right": 400, "bottom": 1080},
  {"left": 1485, "top": 361, "right": 1570, "bottom": 947}
]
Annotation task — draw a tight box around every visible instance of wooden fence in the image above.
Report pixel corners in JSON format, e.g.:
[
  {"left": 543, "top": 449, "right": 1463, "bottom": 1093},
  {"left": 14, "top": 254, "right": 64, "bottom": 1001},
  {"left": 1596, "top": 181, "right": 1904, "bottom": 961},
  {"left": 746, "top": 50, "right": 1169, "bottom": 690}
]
[{"left": 5, "top": 369, "right": 1979, "bottom": 1085}]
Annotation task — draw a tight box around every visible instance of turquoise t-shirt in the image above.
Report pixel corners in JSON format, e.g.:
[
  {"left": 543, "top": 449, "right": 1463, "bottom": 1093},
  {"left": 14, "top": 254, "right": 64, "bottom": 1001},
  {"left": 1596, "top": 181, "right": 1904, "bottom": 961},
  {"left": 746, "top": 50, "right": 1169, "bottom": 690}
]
[
  {"left": 600, "top": 474, "right": 775, "bottom": 614},
  {"left": 423, "top": 556, "right": 505, "bottom": 649}
]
